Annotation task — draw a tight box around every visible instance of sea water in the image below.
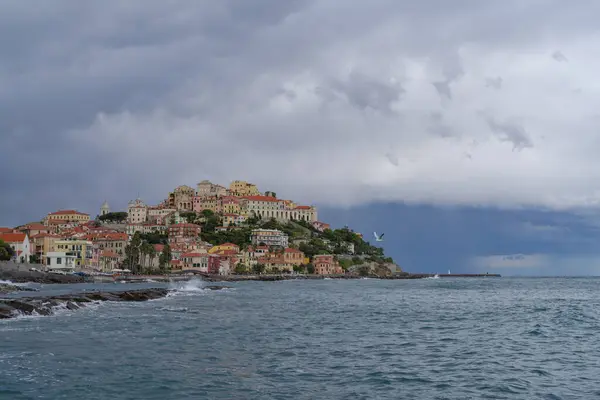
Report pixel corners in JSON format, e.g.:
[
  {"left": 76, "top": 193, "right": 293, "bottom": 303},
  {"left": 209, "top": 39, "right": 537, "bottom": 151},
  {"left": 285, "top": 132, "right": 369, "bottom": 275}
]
[{"left": 1, "top": 277, "right": 600, "bottom": 399}]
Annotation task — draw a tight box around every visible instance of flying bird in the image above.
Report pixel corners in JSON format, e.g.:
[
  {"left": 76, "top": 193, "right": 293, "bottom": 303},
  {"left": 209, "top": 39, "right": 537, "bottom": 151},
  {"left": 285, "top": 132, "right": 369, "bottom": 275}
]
[{"left": 373, "top": 232, "right": 385, "bottom": 242}]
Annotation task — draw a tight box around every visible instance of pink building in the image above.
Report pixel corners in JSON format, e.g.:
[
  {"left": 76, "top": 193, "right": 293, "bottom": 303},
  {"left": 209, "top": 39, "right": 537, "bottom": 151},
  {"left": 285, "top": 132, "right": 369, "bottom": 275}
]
[
  {"left": 168, "top": 223, "right": 201, "bottom": 244},
  {"left": 313, "top": 255, "right": 344, "bottom": 275}
]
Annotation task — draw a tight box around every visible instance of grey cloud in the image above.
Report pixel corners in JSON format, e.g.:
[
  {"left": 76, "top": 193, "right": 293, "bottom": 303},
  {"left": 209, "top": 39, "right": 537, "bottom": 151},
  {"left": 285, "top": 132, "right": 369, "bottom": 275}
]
[
  {"left": 385, "top": 152, "right": 400, "bottom": 166},
  {"left": 486, "top": 118, "right": 533, "bottom": 151},
  {"left": 2, "top": 0, "right": 600, "bottom": 225},
  {"left": 485, "top": 77, "right": 503, "bottom": 89},
  {"left": 552, "top": 50, "right": 568, "bottom": 62}
]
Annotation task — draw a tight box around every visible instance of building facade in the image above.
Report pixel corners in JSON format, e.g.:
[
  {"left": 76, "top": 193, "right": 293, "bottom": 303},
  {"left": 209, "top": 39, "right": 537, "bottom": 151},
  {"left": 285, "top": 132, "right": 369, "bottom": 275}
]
[
  {"left": 43, "top": 210, "right": 90, "bottom": 225},
  {"left": 169, "top": 185, "right": 195, "bottom": 211},
  {"left": 250, "top": 229, "right": 289, "bottom": 248}
]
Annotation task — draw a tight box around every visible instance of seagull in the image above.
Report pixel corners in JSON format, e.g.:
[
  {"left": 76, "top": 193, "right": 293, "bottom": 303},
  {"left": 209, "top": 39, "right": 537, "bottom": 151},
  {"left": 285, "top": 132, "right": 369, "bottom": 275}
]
[{"left": 373, "top": 232, "right": 384, "bottom": 242}]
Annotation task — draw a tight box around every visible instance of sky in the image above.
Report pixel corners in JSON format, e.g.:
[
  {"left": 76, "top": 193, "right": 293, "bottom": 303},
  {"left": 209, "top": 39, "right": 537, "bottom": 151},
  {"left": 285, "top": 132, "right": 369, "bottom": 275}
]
[{"left": 2, "top": 0, "right": 600, "bottom": 275}]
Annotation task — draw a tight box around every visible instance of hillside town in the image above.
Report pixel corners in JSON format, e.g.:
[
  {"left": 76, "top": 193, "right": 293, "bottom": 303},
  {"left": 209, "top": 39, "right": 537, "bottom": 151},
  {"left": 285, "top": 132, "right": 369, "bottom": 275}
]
[{"left": 0, "top": 180, "right": 394, "bottom": 277}]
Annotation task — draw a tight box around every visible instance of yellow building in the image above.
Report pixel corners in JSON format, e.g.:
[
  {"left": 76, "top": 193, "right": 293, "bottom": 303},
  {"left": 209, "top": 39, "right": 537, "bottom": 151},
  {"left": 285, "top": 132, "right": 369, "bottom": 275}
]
[
  {"left": 229, "top": 180, "right": 261, "bottom": 197},
  {"left": 54, "top": 239, "right": 95, "bottom": 268},
  {"left": 208, "top": 242, "right": 240, "bottom": 254},
  {"left": 43, "top": 210, "right": 90, "bottom": 225},
  {"left": 221, "top": 196, "right": 241, "bottom": 214}
]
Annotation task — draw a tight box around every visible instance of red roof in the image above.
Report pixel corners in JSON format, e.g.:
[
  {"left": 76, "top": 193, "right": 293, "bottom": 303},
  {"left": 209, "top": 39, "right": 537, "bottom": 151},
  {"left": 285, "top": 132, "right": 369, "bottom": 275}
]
[
  {"left": 241, "top": 195, "right": 279, "bottom": 202},
  {"left": 181, "top": 252, "right": 205, "bottom": 258},
  {"left": 153, "top": 244, "right": 165, "bottom": 252},
  {"left": 31, "top": 233, "right": 60, "bottom": 239},
  {"left": 23, "top": 223, "right": 47, "bottom": 230},
  {"left": 0, "top": 233, "right": 26, "bottom": 243},
  {"left": 284, "top": 248, "right": 303, "bottom": 253},
  {"left": 0, "top": 227, "right": 14, "bottom": 233},
  {"left": 219, "top": 243, "right": 239, "bottom": 248},
  {"left": 86, "top": 232, "right": 128, "bottom": 241},
  {"left": 170, "top": 223, "right": 201, "bottom": 228},
  {"left": 48, "top": 210, "right": 89, "bottom": 216},
  {"left": 100, "top": 250, "right": 119, "bottom": 258},
  {"left": 295, "top": 206, "right": 311, "bottom": 210},
  {"left": 223, "top": 213, "right": 239, "bottom": 217}
]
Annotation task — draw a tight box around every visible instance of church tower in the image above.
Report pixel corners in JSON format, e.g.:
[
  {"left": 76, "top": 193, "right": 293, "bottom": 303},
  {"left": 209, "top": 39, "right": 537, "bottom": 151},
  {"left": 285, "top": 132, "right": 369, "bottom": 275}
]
[{"left": 100, "top": 201, "right": 110, "bottom": 216}]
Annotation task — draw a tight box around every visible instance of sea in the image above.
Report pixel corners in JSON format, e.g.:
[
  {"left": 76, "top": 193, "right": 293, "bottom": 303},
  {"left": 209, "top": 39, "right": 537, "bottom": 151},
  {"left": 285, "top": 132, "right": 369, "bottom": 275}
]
[{"left": 1, "top": 277, "right": 599, "bottom": 399}]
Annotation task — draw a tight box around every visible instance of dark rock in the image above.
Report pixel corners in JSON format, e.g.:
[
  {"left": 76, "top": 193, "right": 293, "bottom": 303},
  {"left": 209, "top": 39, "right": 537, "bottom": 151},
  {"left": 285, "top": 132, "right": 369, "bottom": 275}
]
[
  {"left": 204, "top": 285, "right": 231, "bottom": 290},
  {"left": 0, "top": 288, "right": 169, "bottom": 320}
]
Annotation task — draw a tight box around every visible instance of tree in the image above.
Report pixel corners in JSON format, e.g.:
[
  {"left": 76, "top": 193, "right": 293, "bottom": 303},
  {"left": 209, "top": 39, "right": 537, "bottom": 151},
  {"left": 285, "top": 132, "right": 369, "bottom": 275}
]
[
  {"left": 180, "top": 211, "right": 197, "bottom": 223},
  {"left": 98, "top": 212, "right": 128, "bottom": 222},
  {"left": 159, "top": 244, "right": 172, "bottom": 272},
  {"left": 29, "top": 254, "right": 40, "bottom": 264},
  {"left": 306, "top": 263, "right": 315, "bottom": 274},
  {"left": 0, "top": 239, "right": 14, "bottom": 261},
  {"left": 253, "top": 263, "right": 265, "bottom": 274},
  {"left": 234, "top": 264, "right": 248, "bottom": 274},
  {"left": 124, "top": 232, "right": 142, "bottom": 273},
  {"left": 201, "top": 209, "right": 215, "bottom": 218}
]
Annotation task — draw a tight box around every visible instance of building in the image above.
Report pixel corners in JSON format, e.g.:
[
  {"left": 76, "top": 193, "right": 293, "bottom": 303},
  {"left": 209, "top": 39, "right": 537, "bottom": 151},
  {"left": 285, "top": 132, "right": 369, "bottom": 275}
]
[
  {"left": 127, "top": 198, "right": 148, "bottom": 224},
  {"left": 0, "top": 233, "right": 31, "bottom": 263},
  {"left": 220, "top": 196, "right": 241, "bottom": 214},
  {"left": 193, "top": 196, "right": 221, "bottom": 214},
  {"left": 54, "top": 239, "right": 94, "bottom": 268},
  {"left": 312, "top": 221, "right": 331, "bottom": 232},
  {"left": 168, "top": 223, "right": 201, "bottom": 244},
  {"left": 45, "top": 252, "right": 77, "bottom": 273},
  {"left": 196, "top": 180, "right": 228, "bottom": 198},
  {"left": 168, "top": 185, "right": 195, "bottom": 211},
  {"left": 100, "top": 201, "right": 110, "bottom": 216},
  {"left": 229, "top": 180, "right": 261, "bottom": 197},
  {"left": 86, "top": 232, "right": 128, "bottom": 257},
  {"left": 126, "top": 223, "right": 168, "bottom": 236},
  {"left": 18, "top": 223, "right": 51, "bottom": 238},
  {"left": 250, "top": 229, "right": 289, "bottom": 248},
  {"left": 99, "top": 250, "right": 120, "bottom": 272},
  {"left": 283, "top": 248, "right": 305, "bottom": 267},
  {"left": 208, "top": 243, "right": 240, "bottom": 254},
  {"left": 30, "top": 233, "right": 61, "bottom": 264},
  {"left": 222, "top": 213, "right": 246, "bottom": 227},
  {"left": 147, "top": 206, "right": 177, "bottom": 223},
  {"left": 0, "top": 227, "right": 16, "bottom": 234},
  {"left": 313, "top": 255, "right": 344, "bottom": 275},
  {"left": 43, "top": 210, "right": 90, "bottom": 225},
  {"left": 181, "top": 252, "right": 209, "bottom": 272},
  {"left": 240, "top": 196, "right": 318, "bottom": 222}
]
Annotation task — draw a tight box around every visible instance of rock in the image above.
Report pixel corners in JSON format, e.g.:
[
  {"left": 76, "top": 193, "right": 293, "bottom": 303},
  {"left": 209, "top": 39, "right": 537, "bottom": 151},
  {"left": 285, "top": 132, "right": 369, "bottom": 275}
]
[
  {"left": 0, "top": 288, "right": 170, "bottom": 320},
  {"left": 204, "top": 285, "right": 231, "bottom": 290}
]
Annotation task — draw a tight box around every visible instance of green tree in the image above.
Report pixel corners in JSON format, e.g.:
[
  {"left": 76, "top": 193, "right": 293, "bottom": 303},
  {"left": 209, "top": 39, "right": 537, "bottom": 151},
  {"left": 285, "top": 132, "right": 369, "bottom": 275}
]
[
  {"left": 234, "top": 264, "right": 248, "bottom": 274},
  {"left": 124, "top": 232, "right": 142, "bottom": 273},
  {"left": 159, "top": 244, "right": 172, "bottom": 272},
  {"left": 180, "top": 211, "right": 197, "bottom": 223},
  {"left": 98, "top": 212, "right": 128, "bottom": 222},
  {"left": 201, "top": 209, "right": 215, "bottom": 218},
  {"left": 253, "top": 263, "right": 265, "bottom": 274},
  {"left": 0, "top": 239, "right": 14, "bottom": 261},
  {"left": 29, "top": 254, "right": 40, "bottom": 264},
  {"left": 306, "top": 263, "right": 315, "bottom": 274}
]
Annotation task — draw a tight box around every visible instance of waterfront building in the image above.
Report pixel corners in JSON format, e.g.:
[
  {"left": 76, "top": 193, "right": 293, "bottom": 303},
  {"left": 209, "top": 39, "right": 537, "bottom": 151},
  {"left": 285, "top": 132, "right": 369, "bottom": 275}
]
[
  {"left": 313, "top": 255, "right": 344, "bottom": 275},
  {"left": 45, "top": 251, "right": 77, "bottom": 273},
  {"left": 54, "top": 239, "right": 94, "bottom": 268},
  {"left": 0, "top": 233, "right": 31, "bottom": 263}
]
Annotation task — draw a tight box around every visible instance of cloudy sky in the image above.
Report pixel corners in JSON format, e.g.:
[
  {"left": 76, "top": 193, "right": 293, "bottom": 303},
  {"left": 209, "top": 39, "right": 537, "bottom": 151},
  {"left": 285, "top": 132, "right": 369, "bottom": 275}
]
[{"left": 2, "top": 0, "right": 600, "bottom": 275}]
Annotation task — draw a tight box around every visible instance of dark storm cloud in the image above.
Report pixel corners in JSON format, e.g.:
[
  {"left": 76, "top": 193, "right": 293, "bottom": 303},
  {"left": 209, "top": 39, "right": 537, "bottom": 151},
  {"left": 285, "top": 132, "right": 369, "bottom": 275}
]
[{"left": 2, "top": 0, "right": 600, "bottom": 226}]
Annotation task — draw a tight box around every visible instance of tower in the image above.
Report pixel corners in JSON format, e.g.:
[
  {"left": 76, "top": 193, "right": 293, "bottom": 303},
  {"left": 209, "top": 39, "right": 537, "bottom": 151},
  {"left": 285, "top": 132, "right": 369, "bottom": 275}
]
[{"left": 100, "top": 201, "right": 110, "bottom": 216}]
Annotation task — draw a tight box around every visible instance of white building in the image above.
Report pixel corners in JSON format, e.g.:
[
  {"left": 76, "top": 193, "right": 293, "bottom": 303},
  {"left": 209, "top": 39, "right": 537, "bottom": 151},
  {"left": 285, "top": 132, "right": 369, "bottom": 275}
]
[
  {"left": 127, "top": 198, "right": 148, "bottom": 224},
  {"left": 100, "top": 201, "right": 110, "bottom": 216},
  {"left": 0, "top": 233, "right": 31, "bottom": 263},
  {"left": 250, "top": 229, "right": 289, "bottom": 248},
  {"left": 45, "top": 251, "right": 77, "bottom": 273}
]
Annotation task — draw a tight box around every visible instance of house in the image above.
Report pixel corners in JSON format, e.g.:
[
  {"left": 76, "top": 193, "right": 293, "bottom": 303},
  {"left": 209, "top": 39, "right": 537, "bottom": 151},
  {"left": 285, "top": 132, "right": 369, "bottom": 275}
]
[
  {"left": 127, "top": 198, "right": 148, "bottom": 224},
  {"left": 313, "top": 254, "right": 344, "bottom": 275},
  {"left": 220, "top": 196, "right": 241, "bottom": 214},
  {"left": 193, "top": 195, "right": 221, "bottom": 214},
  {"left": 0, "top": 233, "right": 31, "bottom": 263},
  {"left": 45, "top": 252, "right": 77, "bottom": 273},
  {"left": 208, "top": 243, "right": 240, "bottom": 254},
  {"left": 181, "top": 252, "right": 209, "bottom": 272},
  {"left": 43, "top": 210, "right": 90, "bottom": 225},
  {"left": 85, "top": 232, "right": 128, "bottom": 257},
  {"left": 207, "top": 254, "right": 221, "bottom": 274},
  {"left": 168, "top": 223, "right": 201, "bottom": 244},
  {"left": 147, "top": 206, "right": 177, "bottom": 223},
  {"left": 312, "top": 221, "right": 331, "bottom": 232},
  {"left": 283, "top": 248, "right": 305, "bottom": 267},
  {"left": 258, "top": 253, "right": 294, "bottom": 273},
  {"left": 229, "top": 180, "right": 261, "bottom": 197},
  {"left": 250, "top": 229, "right": 289, "bottom": 248},
  {"left": 54, "top": 239, "right": 94, "bottom": 268},
  {"left": 196, "top": 180, "right": 228, "bottom": 198},
  {"left": 99, "top": 250, "right": 120, "bottom": 273},
  {"left": 168, "top": 185, "right": 195, "bottom": 211},
  {"left": 18, "top": 223, "right": 51, "bottom": 237},
  {"left": 222, "top": 213, "right": 247, "bottom": 227},
  {"left": 30, "top": 233, "right": 61, "bottom": 264}
]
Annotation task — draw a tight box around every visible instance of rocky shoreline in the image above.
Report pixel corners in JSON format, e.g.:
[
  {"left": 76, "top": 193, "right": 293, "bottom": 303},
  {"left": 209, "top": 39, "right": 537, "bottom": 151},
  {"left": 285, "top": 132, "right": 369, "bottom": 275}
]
[
  {"left": 0, "top": 269, "right": 85, "bottom": 284},
  {"left": 0, "top": 286, "right": 232, "bottom": 320}
]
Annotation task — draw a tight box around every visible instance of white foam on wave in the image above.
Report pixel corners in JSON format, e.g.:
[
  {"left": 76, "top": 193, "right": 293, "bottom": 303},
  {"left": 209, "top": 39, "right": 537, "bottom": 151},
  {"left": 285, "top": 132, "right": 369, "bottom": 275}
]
[{"left": 0, "top": 279, "right": 32, "bottom": 288}]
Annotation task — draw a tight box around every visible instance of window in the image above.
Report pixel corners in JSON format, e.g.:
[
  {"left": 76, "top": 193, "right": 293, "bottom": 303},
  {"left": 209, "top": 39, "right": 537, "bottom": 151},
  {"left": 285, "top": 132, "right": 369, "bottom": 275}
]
[{"left": 57, "top": 257, "right": 62, "bottom": 264}]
